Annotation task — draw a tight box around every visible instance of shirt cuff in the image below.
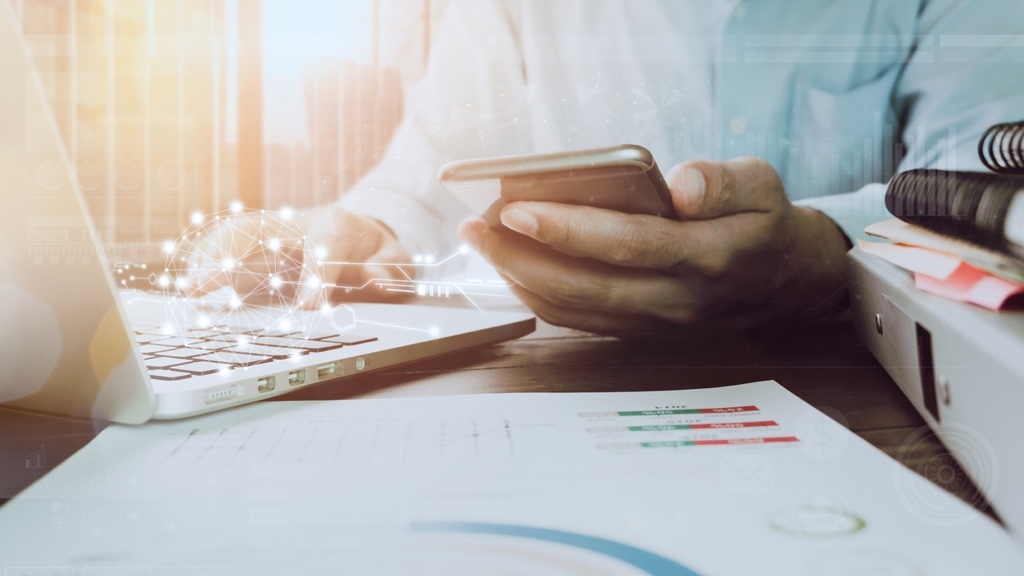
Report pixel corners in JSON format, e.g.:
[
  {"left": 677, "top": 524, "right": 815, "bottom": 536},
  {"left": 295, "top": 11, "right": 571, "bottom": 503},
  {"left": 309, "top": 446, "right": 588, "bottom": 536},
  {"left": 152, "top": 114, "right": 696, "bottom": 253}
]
[{"left": 794, "top": 183, "right": 890, "bottom": 244}]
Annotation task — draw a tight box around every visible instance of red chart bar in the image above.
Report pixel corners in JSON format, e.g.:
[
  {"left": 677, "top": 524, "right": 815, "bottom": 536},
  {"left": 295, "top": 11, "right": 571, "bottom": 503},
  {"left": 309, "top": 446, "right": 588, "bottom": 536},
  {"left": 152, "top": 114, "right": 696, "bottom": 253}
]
[
  {"left": 689, "top": 420, "right": 777, "bottom": 430},
  {"left": 699, "top": 406, "right": 759, "bottom": 414},
  {"left": 691, "top": 436, "right": 799, "bottom": 446}
]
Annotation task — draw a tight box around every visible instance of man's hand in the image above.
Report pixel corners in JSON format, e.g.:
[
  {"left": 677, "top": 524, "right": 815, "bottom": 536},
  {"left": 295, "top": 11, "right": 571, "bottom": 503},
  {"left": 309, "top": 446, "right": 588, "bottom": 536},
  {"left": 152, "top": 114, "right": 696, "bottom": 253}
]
[
  {"left": 186, "top": 206, "right": 412, "bottom": 305},
  {"left": 458, "top": 157, "right": 850, "bottom": 338}
]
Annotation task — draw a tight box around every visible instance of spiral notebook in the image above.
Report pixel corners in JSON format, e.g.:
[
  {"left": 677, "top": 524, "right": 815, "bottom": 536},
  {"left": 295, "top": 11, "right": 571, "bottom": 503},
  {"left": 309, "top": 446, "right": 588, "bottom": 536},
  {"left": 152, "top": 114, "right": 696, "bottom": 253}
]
[{"left": 884, "top": 120, "right": 1024, "bottom": 264}]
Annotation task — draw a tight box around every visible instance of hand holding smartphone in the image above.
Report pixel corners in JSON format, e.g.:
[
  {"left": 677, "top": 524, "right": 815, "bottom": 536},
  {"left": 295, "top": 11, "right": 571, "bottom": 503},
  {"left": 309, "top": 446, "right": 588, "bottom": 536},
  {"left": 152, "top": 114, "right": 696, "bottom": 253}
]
[{"left": 438, "top": 144, "right": 677, "bottom": 228}]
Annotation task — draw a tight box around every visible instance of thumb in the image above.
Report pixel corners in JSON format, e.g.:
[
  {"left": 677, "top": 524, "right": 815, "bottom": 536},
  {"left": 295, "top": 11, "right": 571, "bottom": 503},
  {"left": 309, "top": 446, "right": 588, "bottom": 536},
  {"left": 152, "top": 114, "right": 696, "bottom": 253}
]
[{"left": 665, "top": 157, "right": 784, "bottom": 219}]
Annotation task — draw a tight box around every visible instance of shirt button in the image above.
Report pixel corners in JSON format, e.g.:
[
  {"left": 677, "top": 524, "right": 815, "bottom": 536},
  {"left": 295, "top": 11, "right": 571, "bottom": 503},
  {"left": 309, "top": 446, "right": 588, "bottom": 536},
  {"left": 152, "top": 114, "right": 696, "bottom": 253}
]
[
  {"left": 732, "top": 2, "right": 746, "bottom": 20},
  {"left": 729, "top": 116, "right": 747, "bottom": 135}
]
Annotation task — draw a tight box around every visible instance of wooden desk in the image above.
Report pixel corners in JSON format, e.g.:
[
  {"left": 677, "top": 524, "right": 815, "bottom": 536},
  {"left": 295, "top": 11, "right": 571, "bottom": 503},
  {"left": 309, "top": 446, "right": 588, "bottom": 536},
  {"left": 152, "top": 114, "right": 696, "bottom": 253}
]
[{"left": 0, "top": 313, "right": 992, "bottom": 519}]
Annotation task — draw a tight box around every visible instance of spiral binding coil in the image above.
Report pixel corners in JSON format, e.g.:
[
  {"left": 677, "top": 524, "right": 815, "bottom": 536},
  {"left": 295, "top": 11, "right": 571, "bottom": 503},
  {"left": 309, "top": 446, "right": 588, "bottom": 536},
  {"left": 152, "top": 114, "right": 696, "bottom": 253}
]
[
  {"left": 886, "top": 169, "right": 1024, "bottom": 257},
  {"left": 979, "top": 121, "right": 1024, "bottom": 175}
]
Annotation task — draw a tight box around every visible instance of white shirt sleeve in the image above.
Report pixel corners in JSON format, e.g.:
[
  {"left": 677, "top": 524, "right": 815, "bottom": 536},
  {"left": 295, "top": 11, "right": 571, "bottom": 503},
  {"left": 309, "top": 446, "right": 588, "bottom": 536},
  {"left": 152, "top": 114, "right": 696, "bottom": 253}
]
[
  {"left": 800, "top": 0, "right": 1024, "bottom": 244},
  {"left": 334, "top": 0, "right": 527, "bottom": 280}
]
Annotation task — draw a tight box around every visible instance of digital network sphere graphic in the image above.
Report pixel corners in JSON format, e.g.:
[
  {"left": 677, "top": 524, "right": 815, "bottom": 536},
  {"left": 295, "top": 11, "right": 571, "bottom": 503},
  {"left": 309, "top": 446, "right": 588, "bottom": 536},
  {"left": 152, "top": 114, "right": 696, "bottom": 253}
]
[{"left": 162, "top": 207, "right": 334, "bottom": 336}]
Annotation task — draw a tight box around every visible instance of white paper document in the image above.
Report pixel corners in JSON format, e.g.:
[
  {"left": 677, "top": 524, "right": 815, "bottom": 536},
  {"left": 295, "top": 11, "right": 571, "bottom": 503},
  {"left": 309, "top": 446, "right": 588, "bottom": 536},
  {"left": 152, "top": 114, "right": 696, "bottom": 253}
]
[{"left": 1, "top": 381, "right": 1020, "bottom": 574}]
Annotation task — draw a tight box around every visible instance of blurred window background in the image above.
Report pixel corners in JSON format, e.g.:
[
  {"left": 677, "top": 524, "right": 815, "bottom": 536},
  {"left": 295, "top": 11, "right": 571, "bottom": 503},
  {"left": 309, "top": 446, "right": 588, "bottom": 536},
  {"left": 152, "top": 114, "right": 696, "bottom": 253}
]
[{"left": 11, "top": 0, "right": 448, "bottom": 262}]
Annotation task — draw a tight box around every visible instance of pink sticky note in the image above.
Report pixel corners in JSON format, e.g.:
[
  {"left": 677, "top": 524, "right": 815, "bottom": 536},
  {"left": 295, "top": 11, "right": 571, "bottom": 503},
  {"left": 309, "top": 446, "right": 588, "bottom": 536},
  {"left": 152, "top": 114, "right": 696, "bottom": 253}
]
[{"left": 914, "top": 263, "right": 1024, "bottom": 310}]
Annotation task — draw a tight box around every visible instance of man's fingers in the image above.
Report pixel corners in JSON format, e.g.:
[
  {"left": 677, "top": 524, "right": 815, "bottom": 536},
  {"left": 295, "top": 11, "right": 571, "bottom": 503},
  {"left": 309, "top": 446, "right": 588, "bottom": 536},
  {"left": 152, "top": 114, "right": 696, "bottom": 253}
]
[
  {"left": 499, "top": 203, "right": 683, "bottom": 269},
  {"left": 495, "top": 201, "right": 776, "bottom": 277},
  {"left": 459, "top": 217, "right": 704, "bottom": 322},
  {"left": 665, "top": 157, "right": 784, "bottom": 220}
]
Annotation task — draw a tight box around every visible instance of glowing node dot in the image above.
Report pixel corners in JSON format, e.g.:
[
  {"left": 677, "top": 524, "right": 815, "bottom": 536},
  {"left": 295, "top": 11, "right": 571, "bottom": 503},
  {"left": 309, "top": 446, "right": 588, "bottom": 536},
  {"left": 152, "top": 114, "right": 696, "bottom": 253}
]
[
  {"left": 158, "top": 274, "right": 170, "bottom": 288},
  {"left": 162, "top": 240, "right": 175, "bottom": 254},
  {"left": 280, "top": 207, "right": 294, "bottom": 220},
  {"left": 190, "top": 212, "right": 203, "bottom": 225},
  {"left": 222, "top": 258, "right": 235, "bottom": 271},
  {"left": 230, "top": 201, "right": 243, "bottom": 213},
  {"left": 413, "top": 254, "right": 423, "bottom": 263},
  {"left": 428, "top": 326, "right": 440, "bottom": 337},
  {"left": 229, "top": 296, "right": 242, "bottom": 308},
  {"left": 315, "top": 247, "right": 328, "bottom": 260},
  {"left": 459, "top": 245, "right": 470, "bottom": 254},
  {"left": 268, "top": 238, "right": 282, "bottom": 251},
  {"left": 425, "top": 255, "right": 435, "bottom": 264},
  {"left": 174, "top": 277, "right": 189, "bottom": 290},
  {"left": 270, "top": 276, "right": 283, "bottom": 289}
]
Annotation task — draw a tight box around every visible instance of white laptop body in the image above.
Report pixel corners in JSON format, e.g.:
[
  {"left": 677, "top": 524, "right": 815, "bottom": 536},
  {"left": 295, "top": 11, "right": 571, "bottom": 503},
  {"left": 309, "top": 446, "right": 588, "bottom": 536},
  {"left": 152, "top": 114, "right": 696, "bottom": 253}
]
[{"left": 0, "top": 2, "right": 533, "bottom": 424}]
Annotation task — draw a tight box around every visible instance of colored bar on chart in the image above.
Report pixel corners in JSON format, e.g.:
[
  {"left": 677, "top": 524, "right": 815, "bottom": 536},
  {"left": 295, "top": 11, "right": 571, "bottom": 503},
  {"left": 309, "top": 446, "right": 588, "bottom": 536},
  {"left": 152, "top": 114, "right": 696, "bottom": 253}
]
[
  {"left": 626, "top": 420, "right": 777, "bottom": 432},
  {"left": 639, "top": 436, "right": 799, "bottom": 448},
  {"left": 581, "top": 406, "right": 760, "bottom": 418}
]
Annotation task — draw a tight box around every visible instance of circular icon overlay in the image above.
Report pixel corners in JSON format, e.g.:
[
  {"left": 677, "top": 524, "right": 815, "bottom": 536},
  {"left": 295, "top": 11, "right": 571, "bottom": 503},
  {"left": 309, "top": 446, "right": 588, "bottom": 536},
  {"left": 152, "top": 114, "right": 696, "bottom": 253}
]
[
  {"left": 115, "top": 160, "right": 144, "bottom": 192},
  {"left": 75, "top": 159, "right": 104, "bottom": 192},
  {"left": 796, "top": 405, "right": 851, "bottom": 460},
  {"left": 157, "top": 208, "right": 344, "bottom": 359},
  {"left": 769, "top": 488, "right": 865, "bottom": 544},
  {"left": 35, "top": 159, "right": 64, "bottom": 191},
  {"left": 893, "top": 424, "right": 996, "bottom": 527}
]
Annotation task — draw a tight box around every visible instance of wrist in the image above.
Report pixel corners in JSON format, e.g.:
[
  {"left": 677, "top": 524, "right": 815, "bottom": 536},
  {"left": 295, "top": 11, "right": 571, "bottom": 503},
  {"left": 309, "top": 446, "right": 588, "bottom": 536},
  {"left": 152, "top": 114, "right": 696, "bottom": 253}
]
[{"left": 784, "top": 206, "right": 852, "bottom": 320}]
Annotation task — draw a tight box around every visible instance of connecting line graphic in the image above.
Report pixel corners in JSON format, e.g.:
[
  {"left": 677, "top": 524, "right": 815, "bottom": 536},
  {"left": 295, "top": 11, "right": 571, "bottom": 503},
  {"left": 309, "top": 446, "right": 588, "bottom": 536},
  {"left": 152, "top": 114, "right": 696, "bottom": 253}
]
[
  {"left": 317, "top": 245, "right": 517, "bottom": 310},
  {"left": 115, "top": 209, "right": 518, "bottom": 341}
]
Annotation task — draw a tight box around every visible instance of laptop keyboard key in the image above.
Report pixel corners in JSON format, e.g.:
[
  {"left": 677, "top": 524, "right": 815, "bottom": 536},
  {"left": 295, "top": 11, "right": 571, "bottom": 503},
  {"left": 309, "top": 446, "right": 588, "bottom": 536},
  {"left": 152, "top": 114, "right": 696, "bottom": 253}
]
[
  {"left": 145, "top": 357, "right": 190, "bottom": 370},
  {"left": 204, "top": 333, "right": 252, "bottom": 344},
  {"left": 322, "top": 333, "right": 378, "bottom": 346},
  {"left": 168, "top": 362, "right": 231, "bottom": 376},
  {"left": 251, "top": 337, "right": 345, "bottom": 353},
  {"left": 153, "top": 347, "right": 208, "bottom": 359},
  {"left": 188, "top": 340, "right": 233, "bottom": 351},
  {"left": 149, "top": 369, "right": 191, "bottom": 381},
  {"left": 186, "top": 328, "right": 230, "bottom": 338},
  {"left": 223, "top": 345, "right": 308, "bottom": 359},
  {"left": 151, "top": 337, "right": 208, "bottom": 348},
  {"left": 295, "top": 327, "right": 342, "bottom": 340},
  {"left": 139, "top": 344, "right": 175, "bottom": 355},
  {"left": 246, "top": 328, "right": 302, "bottom": 338},
  {"left": 197, "top": 352, "right": 273, "bottom": 367}
]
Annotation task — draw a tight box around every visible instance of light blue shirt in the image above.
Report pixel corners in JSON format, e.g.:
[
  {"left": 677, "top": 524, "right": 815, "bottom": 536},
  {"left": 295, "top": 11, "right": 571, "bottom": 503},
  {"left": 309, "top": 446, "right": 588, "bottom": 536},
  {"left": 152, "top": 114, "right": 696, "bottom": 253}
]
[{"left": 338, "top": 0, "right": 1024, "bottom": 273}]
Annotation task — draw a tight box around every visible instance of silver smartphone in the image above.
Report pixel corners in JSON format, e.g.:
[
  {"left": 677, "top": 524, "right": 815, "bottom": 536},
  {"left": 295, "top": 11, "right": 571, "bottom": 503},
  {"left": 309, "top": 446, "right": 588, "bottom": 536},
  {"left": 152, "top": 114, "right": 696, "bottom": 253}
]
[{"left": 438, "top": 144, "right": 677, "bottom": 228}]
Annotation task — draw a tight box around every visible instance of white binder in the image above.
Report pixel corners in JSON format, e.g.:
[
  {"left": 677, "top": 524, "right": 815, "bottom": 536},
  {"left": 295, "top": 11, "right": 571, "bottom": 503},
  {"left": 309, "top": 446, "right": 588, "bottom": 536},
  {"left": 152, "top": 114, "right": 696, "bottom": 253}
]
[{"left": 848, "top": 246, "right": 1024, "bottom": 547}]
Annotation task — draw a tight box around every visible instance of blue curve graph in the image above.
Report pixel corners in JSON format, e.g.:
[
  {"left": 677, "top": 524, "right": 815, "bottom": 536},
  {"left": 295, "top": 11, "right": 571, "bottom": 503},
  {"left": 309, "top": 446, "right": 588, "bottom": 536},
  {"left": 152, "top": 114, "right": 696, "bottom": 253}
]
[{"left": 410, "top": 521, "right": 701, "bottom": 576}]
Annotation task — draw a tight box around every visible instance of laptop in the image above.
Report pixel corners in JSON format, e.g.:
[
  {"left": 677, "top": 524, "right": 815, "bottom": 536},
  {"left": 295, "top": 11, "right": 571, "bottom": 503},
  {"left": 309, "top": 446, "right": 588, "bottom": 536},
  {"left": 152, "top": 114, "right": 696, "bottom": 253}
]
[{"left": 0, "top": 2, "right": 534, "bottom": 424}]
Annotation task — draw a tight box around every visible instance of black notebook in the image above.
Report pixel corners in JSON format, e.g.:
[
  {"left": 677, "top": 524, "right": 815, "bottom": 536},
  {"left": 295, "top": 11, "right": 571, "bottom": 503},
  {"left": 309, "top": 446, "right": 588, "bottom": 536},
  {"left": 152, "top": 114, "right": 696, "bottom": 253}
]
[{"left": 885, "top": 121, "right": 1024, "bottom": 263}]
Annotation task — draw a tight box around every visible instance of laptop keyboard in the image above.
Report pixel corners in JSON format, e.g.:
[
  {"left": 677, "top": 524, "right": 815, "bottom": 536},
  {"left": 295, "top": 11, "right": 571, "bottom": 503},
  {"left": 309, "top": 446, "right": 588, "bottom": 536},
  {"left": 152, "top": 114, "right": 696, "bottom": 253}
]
[{"left": 132, "top": 325, "right": 378, "bottom": 381}]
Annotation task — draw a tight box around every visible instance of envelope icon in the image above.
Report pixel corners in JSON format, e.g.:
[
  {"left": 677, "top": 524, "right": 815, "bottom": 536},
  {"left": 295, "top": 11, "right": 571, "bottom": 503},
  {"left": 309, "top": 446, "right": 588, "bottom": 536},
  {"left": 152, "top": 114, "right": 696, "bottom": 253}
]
[{"left": 720, "top": 454, "right": 775, "bottom": 494}]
